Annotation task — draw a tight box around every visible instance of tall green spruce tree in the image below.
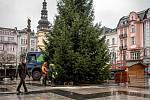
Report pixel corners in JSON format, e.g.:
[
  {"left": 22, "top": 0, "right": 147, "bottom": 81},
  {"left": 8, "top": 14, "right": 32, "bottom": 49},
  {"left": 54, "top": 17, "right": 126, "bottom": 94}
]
[{"left": 43, "top": 0, "right": 110, "bottom": 83}]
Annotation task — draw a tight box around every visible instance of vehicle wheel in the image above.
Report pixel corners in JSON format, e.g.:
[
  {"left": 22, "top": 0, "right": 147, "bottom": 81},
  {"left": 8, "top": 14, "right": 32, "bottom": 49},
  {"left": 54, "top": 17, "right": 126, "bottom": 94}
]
[{"left": 32, "top": 70, "right": 41, "bottom": 81}]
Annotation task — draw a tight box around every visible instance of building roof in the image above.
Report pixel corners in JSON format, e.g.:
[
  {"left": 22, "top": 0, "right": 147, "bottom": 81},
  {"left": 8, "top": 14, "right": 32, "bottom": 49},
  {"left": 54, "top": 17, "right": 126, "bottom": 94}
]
[
  {"left": 137, "top": 9, "right": 147, "bottom": 21},
  {"left": 18, "top": 28, "right": 36, "bottom": 37},
  {"left": 0, "top": 27, "right": 17, "bottom": 35},
  {"left": 117, "top": 16, "right": 129, "bottom": 28},
  {"left": 102, "top": 27, "right": 117, "bottom": 34},
  {"left": 0, "top": 27, "right": 16, "bottom": 30},
  {"left": 117, "top": 8, "right": 150, "bottom": 28}
]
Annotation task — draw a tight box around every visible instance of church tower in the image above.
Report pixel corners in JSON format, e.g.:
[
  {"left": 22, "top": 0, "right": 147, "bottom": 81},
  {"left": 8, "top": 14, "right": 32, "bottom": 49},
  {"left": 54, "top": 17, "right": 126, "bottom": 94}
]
[{"left": 37, "top": 0, "right": 50, "bottom": 51}]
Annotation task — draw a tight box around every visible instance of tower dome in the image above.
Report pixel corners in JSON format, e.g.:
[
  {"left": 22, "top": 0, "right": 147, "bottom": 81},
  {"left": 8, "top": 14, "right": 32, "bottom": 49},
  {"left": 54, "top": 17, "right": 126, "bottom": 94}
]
[{"left": 37, "top": 0, "right": 50, "bottom": 32}]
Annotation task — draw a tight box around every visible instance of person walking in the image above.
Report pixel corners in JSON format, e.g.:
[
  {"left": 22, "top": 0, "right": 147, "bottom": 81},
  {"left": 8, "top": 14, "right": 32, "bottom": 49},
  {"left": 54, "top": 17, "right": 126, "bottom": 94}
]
[
  {"left": 16, "top": 58, "right": 30, "bottom": 93},
  {"left": 49, "top": 64, "right": 57, "bottom": 86},
  {"left": 41, "top": 62, "right": 48, "bottom": 86}
]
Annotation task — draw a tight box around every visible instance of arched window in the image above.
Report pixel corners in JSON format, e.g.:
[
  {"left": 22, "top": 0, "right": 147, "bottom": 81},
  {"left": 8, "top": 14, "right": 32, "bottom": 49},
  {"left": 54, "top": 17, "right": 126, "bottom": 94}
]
[{"left": 112, "top": 38, "right": 115, "bottom": 45}]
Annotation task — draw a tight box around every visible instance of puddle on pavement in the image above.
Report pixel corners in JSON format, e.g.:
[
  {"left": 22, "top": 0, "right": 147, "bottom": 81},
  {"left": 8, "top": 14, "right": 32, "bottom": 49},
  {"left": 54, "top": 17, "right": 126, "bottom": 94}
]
[
  {"left": 43, "top": 89, "right": 150, "bottom": 100},
  {"left": 27, "top": 90, "right": 150, "bottom": 100},
  {"left": 0, "top": 88, "right": 150, "bottom": 100}
]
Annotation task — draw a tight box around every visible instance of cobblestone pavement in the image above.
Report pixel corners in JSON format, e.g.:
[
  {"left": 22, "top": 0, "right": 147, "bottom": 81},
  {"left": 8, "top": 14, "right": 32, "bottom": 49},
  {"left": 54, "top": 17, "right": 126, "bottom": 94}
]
[{"left": 0, "top": 78, "right": 150, "bottom": 100}]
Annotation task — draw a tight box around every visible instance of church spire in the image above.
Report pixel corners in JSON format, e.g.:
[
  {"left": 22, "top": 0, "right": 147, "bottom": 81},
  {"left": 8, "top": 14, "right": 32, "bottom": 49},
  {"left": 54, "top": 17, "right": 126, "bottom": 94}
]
[{"left": 37, "top": 0, "right": 50, "bottom": 32}]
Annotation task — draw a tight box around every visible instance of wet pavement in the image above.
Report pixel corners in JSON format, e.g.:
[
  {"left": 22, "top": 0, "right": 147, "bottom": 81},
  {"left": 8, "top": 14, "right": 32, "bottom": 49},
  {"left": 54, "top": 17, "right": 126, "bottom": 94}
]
[
  {"left": 0, "top": 89, "right": 150, "bottom": 100},
  {"left": 0, "top": 78, "right": 150, "bottom": 100}
]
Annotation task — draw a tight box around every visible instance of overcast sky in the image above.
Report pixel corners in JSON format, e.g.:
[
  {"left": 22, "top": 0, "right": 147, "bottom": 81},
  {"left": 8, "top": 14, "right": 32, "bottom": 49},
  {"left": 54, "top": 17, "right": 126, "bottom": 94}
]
[{"left": 0, "top": 0, "right": 150, "bottom": 31}]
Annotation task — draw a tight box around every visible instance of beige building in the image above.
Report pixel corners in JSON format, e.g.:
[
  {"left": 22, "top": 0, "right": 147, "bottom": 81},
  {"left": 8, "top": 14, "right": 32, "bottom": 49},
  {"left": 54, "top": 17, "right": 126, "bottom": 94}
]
[
  {"left": 37, "top": 31, "right": 47, "bottom": 51},
  {"left": 103, "top": 27, "right": 118, "bottom": 69},
  {"left": 37, "top": 0, "right": 50, "bottom": 51}
]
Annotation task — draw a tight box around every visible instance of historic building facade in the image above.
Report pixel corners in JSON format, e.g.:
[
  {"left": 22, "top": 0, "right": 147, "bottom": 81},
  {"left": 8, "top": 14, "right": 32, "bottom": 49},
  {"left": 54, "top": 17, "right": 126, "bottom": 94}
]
[
  {"left": 116, "top": 8, "right": 150, "bottom": 70},
  {"left": 37, "top": 0, "right": 50, "bottom": 51},
  {"left": 17, "top": 19, "right": 37, "bottom": 63},
  {"left": 0, "top": 27, "right": 18, "bottom": 65},
  {"left": 17, "top": 28, "right": 28, "bottom": 56},
  {"left": 18, "top": 29, "right": 37, "bottom": 53}
]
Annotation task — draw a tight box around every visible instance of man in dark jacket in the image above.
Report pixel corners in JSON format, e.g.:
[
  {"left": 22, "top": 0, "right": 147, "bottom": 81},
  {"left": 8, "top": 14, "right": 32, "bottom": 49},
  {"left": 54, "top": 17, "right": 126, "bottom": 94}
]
[{"left": 16, "top": 58, "right": 30, "bottom": 93}]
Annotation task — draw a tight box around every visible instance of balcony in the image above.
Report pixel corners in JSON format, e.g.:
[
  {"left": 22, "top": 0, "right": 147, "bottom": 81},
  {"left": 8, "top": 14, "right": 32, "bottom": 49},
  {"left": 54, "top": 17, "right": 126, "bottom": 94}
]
[
  {"left": 119, "top": 33, "right": 127, "bottom": 39},
  {"left": 119, "top": 45, "right": 127, "bottom": 50},
  {"left": 126, "top": 58, "right": 142, "bottom": 62},
  {"left": 126, "top": 51, "right": 143, "bottom": 62}
]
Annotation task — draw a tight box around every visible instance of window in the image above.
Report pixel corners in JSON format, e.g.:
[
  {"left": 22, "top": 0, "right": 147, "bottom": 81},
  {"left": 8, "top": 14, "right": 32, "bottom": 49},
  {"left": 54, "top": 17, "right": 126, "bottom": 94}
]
[
  {"left": 132, "top": 16, "right": 134, "bottom": 20},
  {"left": 147, "top": 10, "right": 150, "bottom": 18},
  {"left": 131, "top": 37, "right": 135, "bottom": 45},
  {"left": 144, "top": 21, "right": 150, "bottom": 47},
  {"left": 25, "top": 39, "right": 28, "bottom": 44},
  {"left": 130, "top": 52, "right": 140, "bottom": 60},
  {"left": 21, "top": 47, "right": 26, "bottom": 53},
  {"left": 120, "top": 40, "right": 123, "bottom": 46},
  {"left": 144, "top": 48, "right": 150, "bottom": 57},
  {"left": 125, "top": 21, "right": 127, "bottom": 24},
  {"left": 31, "top": 40, "right": 35, "bottom": 46},
  {"left": 110, "top": 52, "right": 116, "bottom": 64},
  {"left": 13, "top": 46, "right": 15, "bottom": 51},
  {"left": 131, "top": 25, "right": 135, "bottom": 33},
  {"left": 0, "top": 36, "right": 4, "bottom": 41},
  {"left": 27, "top": 54, "right": 36, "bottom": 63},
  {"left": 21, "top": 39, "right": 24, "bottom": 45},
  {"left": 8, "top": 37, "right": 14, "bottom": 42},
  {"left": 112, "top": 38, "right": 115, "bottom": 45},
  {"left": 5, "top": 30, "right": 9, "bottom": 35},
  {"left": 124, "top": 39, "right": 127, "bottom": 46},
  {"left": 0, "top": 44, "right": 3, "bottom": 51},
  {"left": 21, "top": 39, "right": 23, "bottom": 44},
  {"left": 21, "top": 39, "right": 26, "bottom": 45},
  {"left": 9, "top": 45, "right": 15, "bottom": 52},
  {"left": 107, "top": 39, "right": 109, "bottom": 45}
]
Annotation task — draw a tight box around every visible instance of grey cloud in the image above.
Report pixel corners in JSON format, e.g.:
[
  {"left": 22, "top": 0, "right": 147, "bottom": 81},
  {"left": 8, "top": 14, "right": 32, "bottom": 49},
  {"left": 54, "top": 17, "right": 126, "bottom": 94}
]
[{"left": 0, "top": 0, "right": 150, "bottom": 30}]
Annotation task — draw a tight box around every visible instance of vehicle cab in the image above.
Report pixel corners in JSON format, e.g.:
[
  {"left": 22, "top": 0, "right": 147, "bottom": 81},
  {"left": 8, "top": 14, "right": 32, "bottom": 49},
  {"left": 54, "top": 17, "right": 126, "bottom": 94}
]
[{"left": 26, "top": 51, "right": 44, "bottom": 80}]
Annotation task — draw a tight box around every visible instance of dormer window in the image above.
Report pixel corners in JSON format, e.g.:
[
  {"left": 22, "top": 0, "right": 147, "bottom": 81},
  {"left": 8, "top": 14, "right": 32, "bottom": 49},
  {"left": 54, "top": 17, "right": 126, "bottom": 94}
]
[
  {"left": 131, "top": 36, "right": 135, "bottom": 45},
  {"left": 124, "top": 21, "right": 126, "bottom": 24}
]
